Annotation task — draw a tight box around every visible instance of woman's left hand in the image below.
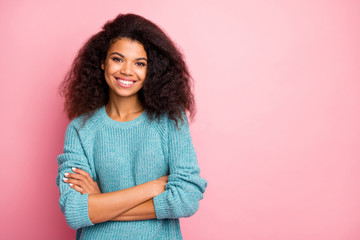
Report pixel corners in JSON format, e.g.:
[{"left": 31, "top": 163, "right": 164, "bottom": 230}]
[{"left": 63, "top": 167, "right": 101, "bottom": 195}]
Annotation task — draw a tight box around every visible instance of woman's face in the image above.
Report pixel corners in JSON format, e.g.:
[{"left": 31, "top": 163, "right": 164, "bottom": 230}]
[{"left": 101, "top": 38, "right": 147, "bottom": 100}]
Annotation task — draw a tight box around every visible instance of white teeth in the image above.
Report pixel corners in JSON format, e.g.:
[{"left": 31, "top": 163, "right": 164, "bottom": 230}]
[{"left": 118, "top": 79, "right": 135, "bottom": 85}]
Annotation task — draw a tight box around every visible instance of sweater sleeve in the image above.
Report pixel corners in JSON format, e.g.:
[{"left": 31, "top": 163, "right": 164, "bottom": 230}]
[
  {"left": 153, "top": 113, "right": 207, "bottom": 219},
  {"left": 56, "top": 121, "right": 95, "bottom": 230}
]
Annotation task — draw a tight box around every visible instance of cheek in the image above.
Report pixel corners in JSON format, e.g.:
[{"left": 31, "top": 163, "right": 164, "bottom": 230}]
[
  {"left": 105, "top": 60, "right": 122, "bottom": 74},
  {"left": 105, "top": 64, "right": 116, "bottom": 75},
  {"left": 140, "top": 68, "right": 147, "bottom": 80},
  {"left": 103, "top": 65, "right": 115, "bottom": 85}
]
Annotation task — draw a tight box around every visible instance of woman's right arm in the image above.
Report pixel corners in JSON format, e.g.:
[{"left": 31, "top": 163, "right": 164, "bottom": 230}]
[
  {"left": 65, "top": 168, "right": 164, "bottom": 222},
  {"left": 57, "top": 123, "right": 95, "bottom": 230},
  {"left": 87, "top": 179, "right": 164, "bottom": 224},
  {"left": 57, "top": 122, "right": 165, "bottom": 229}
]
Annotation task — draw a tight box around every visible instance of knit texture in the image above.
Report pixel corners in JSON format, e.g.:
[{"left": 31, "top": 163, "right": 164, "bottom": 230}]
[{"left": 56, "top": 106, "right": 207, "bottom": 240}]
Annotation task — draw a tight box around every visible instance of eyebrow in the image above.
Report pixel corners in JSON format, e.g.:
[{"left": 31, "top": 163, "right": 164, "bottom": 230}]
[{"left": 110, "top": 52, "right": 148, "bottom": 62}]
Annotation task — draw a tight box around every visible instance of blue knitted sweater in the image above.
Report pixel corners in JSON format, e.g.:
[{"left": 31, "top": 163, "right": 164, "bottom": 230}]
[{"left": 56, "top": 106, "right": 207, "bottom": 240}]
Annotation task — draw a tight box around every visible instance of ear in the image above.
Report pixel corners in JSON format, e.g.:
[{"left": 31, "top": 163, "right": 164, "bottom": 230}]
[{"left": 101, "top": 62, "right": 105, "bottom": 70}]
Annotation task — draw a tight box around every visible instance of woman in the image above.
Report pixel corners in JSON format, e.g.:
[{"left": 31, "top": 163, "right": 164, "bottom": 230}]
[{"left": 56, "top": 13, "right": 207, "bottom": 239}]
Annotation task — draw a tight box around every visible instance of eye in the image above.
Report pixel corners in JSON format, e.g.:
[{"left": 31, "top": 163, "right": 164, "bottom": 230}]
[
  {"left": 112, "top": 57, "right": 123, "bottom": 62},
  {"left": 136, "top": 62, "right": 147, "bottom": 67}
]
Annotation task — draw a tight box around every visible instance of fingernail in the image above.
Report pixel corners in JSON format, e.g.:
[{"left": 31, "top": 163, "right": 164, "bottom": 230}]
[
  {"left": 69, "top": 183, "right": 73, "bottom": 187},
  {"left": 63, "top": 178, "right": 68, "bottom": 182},
  {"left": 72, "top": 167, "right": 77, "bottom": 171},
  {"left": 64, "top": 173, "right": 69, "bottom": 177}
]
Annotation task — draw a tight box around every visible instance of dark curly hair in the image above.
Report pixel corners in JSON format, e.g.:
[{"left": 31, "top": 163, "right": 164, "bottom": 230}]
[{"left": 59, "top": 13, "right": 196, "bottom": 126}]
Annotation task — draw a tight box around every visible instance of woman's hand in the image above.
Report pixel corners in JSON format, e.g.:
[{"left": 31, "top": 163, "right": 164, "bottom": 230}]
[
  {"left": 153, "top": 175, "right": 168, "bottom": 195},
  {"left": 63, "top": 167, "right": 101, "bottom": 195}
]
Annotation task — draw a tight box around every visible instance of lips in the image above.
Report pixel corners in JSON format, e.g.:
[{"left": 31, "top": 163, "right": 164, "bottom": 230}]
[{"left": 115, "top": 77, "right": 136, "bottom": 88}]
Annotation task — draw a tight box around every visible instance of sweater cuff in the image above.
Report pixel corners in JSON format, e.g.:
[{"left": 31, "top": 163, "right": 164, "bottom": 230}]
[
  {"left": 153, "top": 191, "right": 172, "bottom": 219},
  {"left": 65, "top": 193, "right": 94, "bottom": 229}
]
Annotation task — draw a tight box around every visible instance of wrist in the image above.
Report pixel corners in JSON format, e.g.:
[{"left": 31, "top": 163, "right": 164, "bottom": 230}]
[{"left": 151, "top": 179, "right": 166, "bottom": 196}]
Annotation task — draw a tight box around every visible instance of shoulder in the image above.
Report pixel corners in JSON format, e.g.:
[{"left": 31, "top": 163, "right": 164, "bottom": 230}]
[
  {"left": 66, "top": 106, "right": 105, "bottom": 134},
  {"left": 63, "top": 107, "right": 106, "bottom": 151},
  {"left": 167, "top": 111, "right": 190, "bottom": 133},
  {"left": 148, "top": 110, "right": 190, "bottom": 135},
  {"left": 143, "top": 111, "right": 185, "bottom": 136}
]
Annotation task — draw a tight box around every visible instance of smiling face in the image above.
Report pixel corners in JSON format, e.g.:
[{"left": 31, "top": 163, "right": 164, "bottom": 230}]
[{"left": 101, "top": 38, "right": 148, "bottom": 101}]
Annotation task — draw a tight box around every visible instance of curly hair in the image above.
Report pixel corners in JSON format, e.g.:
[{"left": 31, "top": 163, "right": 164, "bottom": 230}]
[{"left": 59, "top": 13, "right": 196, "bottom": 126}]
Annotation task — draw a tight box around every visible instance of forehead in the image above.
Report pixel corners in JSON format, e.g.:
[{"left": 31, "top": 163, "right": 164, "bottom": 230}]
[{"left": 107, "top": 38, "right": 147, "bottom": 58}]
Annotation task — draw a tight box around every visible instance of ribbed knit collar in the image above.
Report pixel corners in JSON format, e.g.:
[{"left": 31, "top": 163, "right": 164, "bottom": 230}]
[{"left": 99, "top": 105, "right": 147, "bottom": 127}]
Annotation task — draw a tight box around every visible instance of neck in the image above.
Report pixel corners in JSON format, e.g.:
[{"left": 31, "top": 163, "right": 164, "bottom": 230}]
[{"left": 105, "top": 93, "right": 144, "bottom": 119}]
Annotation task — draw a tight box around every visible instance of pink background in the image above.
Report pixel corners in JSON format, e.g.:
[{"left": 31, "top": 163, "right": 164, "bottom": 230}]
[{"left": 1, "top": 0, "right": 360, "bottom": 239}]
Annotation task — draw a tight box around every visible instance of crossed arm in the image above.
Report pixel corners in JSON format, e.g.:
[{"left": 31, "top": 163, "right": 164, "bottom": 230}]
[
  {"left": 57, "top": 117, "right": 207, "bottom": 230},
  {"left": 62, "top": 167, "right": 168, "bottom": 223}
]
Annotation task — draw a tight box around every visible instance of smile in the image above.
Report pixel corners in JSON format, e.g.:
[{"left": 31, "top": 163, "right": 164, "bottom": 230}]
[{"left": 115, "top": 78, "right": 136, "bottom": 88}]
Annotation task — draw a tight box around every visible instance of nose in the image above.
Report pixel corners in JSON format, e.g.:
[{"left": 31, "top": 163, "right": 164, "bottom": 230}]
[{"left": 120, "top": 62, "right": 133, "bottom": 76}]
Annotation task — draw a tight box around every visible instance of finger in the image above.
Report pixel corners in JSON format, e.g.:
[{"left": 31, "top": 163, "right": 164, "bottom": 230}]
[
  {"left": 66, "top": 173, "right": 93, "bottom": 191},
  {"left": 66, "top": 178, "right": 91, "bottom": 194},
  {"left": 65, "top": 178, "right": 87, "bottom": 189},
  {"left": 72, "top": 167, "right": 93, "bottom": 182},
  {"left": 69, "top": 183, "right": 85, "bottom": 194},
  {"left": 65, "top": 172, "right": 84, "bottom": 180}
]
